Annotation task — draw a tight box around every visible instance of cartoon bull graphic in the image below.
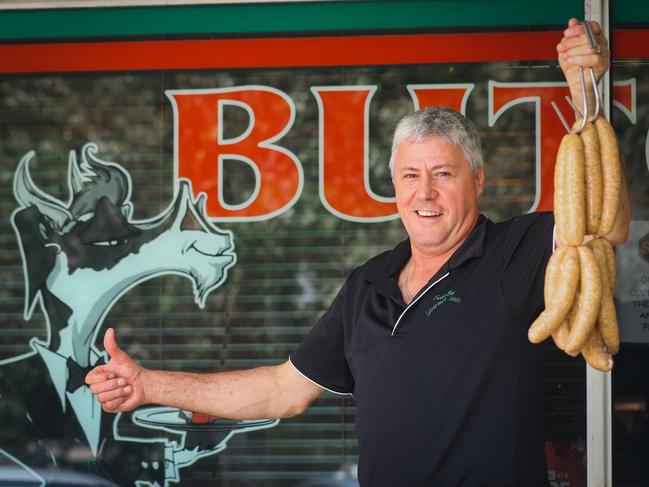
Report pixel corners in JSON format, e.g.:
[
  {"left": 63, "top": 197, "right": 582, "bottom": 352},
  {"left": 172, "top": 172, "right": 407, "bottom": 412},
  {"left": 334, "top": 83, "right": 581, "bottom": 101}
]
[{"left": 0, "top": 144, "right": 276, "bottom": 486}]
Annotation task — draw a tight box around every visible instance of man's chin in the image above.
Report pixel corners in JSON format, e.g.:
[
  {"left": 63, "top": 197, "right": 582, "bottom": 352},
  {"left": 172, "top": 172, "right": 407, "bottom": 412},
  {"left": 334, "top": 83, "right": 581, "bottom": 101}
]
[{"left": 410, "top": 236, "right": 449, "bottom": 254}]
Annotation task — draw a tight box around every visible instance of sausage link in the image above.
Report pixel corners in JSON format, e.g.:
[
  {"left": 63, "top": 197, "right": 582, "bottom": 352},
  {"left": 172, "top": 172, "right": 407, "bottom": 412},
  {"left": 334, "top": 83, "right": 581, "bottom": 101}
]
[
  {"left": 544, "top": 246, "right": 569, "bottom": 303},
  {"left": 544, "top": 246, "right": 571, "bottom": 350},
  {"left": 553, "top": 321, "right": 571, "bottom": 351},
  {"left": 581, "top": 329, "right": 614, "bottom": 372},
  {"left": 556, "top": 133, "right": 586, "bottom": 245},
  {"left": 565, "top": 245, "right": 602, "bottom": 354},
  {"left": 562, "top": 296, "right": 581, "bottom": 357},
  {"left": 528, "top": 246, "right": 580, "bottom": 343},
  {"left": 554, "top": 138, "right": 567, "bottom": 245},
  {"left": 589, "top": 238, "right": 620, "bottom": 354},
  {"left": 580, "top": 122, "right": 604, "bottom": 235},
  {"left": 600, "top": 237, "right": 617, "bottom": 292},
  {"left": 595, "top": 116, "right": 622, "bottom": 236}
]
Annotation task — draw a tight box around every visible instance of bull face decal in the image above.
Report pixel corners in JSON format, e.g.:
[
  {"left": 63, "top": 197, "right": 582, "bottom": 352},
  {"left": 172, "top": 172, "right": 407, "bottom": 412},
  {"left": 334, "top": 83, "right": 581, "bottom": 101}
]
[
  {"left": 2, "top": 143, "right": 250, "bottom": 487},
  {"left": 12, "top": 143, "right": 235, "bottom": 356}
]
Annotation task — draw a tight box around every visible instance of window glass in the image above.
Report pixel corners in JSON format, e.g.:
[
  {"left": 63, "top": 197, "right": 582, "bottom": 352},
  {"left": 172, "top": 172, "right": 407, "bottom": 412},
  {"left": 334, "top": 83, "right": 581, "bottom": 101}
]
[
  {"left": 610, "top": 23, "right": 649, "bottom": 487},
  {"left": 0, "top": 3, "right": 593, "bottom": 486}
]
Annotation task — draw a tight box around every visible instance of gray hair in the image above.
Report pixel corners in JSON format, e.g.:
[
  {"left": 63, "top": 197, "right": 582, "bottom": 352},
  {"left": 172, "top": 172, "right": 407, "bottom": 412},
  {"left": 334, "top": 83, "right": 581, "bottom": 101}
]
[{"left": 389, "top": 106, "right": 484, "bottom": 176}]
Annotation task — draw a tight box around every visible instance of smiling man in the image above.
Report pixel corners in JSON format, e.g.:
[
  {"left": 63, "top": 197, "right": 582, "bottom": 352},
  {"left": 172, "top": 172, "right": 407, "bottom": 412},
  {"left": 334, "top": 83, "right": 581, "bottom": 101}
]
[
  {"left": 390, "top": 113, "right": 485, "bottom": 304},
  {"left": 86, "top": 19, "right": 629, "bottom": 487}
]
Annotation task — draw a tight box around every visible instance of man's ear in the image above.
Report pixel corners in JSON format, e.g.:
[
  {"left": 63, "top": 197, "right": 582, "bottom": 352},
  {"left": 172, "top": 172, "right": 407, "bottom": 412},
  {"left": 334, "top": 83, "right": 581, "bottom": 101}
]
[{"left": 475, "top": 167, "right": 485, "bottom": 197}]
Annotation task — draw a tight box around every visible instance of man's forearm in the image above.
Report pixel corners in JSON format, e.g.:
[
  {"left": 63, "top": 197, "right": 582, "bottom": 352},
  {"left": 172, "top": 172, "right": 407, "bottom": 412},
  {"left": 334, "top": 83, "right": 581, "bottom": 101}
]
[
  {"left": 568, "top": 78, "right": 600, "bottom": 121},
  {"left": 142, "top": 362, "right": 319, "bottom": 420}
]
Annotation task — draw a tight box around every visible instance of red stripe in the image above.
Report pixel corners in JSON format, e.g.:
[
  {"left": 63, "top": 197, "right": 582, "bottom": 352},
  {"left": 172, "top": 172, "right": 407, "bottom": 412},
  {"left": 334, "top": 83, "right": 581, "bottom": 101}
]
[
  {"left": 613, "top": 29, "right": 649, "bottom": 58},
  {"left": 0, "top": 32, "right": 561, "bottom": 74},
  {"left": 2, "top": 29, "right": 646, "bottom": 74}
]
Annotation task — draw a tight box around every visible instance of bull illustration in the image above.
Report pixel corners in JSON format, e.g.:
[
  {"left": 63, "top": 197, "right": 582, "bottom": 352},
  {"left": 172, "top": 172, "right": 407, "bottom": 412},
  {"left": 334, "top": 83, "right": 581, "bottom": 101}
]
[{"left": 0, "top": 143, "right": 273, "bottom": 486}]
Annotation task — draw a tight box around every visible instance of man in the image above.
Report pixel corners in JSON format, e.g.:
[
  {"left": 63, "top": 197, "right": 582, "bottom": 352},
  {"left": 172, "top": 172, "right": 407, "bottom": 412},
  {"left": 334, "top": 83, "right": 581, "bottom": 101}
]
[{"left": 87, "top": 19, "right": 628, "bottom": 486}]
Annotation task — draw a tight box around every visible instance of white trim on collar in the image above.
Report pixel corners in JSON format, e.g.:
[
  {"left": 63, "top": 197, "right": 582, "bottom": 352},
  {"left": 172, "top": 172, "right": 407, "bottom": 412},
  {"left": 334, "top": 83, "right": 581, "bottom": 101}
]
[{"left": 391, "top": 272, "right": 450, "bottom": 336}]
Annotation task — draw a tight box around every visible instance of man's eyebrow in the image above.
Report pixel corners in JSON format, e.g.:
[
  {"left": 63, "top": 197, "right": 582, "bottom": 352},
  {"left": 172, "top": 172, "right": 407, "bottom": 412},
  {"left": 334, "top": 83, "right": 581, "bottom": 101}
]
[
  {"left": 399, "top": 163, "right": 451, "bottom": 172},
  {"left": 429, "top": 163, "right": 451, "bottom": 171}
]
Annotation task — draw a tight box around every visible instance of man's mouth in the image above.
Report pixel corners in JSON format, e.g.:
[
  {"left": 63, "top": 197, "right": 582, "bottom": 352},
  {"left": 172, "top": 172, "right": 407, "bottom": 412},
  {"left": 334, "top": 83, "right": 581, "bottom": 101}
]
[{"left": 416, "top": 210, "right": 442, "bottom": 217}]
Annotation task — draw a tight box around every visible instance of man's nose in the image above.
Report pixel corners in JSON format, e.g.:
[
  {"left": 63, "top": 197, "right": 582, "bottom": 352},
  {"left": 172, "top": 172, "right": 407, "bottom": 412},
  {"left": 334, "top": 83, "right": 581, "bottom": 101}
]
[{"left": 417, "top": 176, "right": 438, "bottom": 200}]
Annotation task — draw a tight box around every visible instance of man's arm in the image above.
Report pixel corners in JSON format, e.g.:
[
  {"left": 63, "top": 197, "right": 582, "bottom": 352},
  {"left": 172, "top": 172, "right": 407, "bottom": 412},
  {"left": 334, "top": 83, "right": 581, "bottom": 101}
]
[
  {"left": 558, "top": 18, "right": 610, "bottom": 118},
  {"left": 557, "top": 18, "right": 630, "bottom": 246},
  {"left": 86, "top": 328, "right": 325, "bottom": 417}
]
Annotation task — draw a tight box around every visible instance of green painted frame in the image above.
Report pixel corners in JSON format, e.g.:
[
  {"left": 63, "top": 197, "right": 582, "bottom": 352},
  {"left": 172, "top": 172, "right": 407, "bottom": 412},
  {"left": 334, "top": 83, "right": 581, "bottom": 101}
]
[{"left": 0, "top": 0, "right": 584, "bottom": 41}]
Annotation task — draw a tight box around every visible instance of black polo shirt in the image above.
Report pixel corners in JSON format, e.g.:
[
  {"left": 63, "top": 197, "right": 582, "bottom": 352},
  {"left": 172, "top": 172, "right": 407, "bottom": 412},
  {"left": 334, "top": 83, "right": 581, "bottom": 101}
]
[{"left": 290, "top": 212, "right": 555, "bottom": 487}]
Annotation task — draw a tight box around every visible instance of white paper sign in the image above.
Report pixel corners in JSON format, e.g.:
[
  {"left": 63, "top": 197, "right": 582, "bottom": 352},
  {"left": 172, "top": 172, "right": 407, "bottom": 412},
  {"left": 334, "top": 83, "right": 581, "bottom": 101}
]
[{"left": 615, "top": 220, "right": 649, "bottom": 343}]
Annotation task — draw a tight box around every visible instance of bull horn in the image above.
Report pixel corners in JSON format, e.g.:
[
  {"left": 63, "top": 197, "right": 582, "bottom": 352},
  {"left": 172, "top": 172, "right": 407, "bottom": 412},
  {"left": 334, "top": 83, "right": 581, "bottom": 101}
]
[
  {"left": 195, "top": 193, "right": 207, "bottom": 212},
  {"left": 68, "top": 149, "right": 86, "bottom": 196},
  {"left": 81, "top": 143, "right": 100, "bottom": 170},
  {"left": 14, "top": 151, "right": 72, "bottom": 230},
  {"left": 81, "top": 142, "right": 133, "bottom": 204}
]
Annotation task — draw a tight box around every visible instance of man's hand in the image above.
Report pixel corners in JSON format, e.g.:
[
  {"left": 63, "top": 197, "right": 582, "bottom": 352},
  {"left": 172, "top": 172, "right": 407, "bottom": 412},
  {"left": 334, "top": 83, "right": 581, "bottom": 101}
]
[
  {"left": 557, "top": 18, "right": 610, "bottom": 116},
  {"left": 85, "top": 328, "right": 147, "bottom": 413},
  {"left": 86, "top": 329, "right": 324, "bottom": 419}
]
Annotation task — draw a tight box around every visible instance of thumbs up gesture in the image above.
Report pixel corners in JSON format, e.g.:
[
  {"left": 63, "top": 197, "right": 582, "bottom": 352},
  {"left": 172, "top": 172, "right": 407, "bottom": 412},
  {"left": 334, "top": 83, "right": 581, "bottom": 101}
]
[{"left": 86, "top": 328, "right": 147, "bottom": 413}]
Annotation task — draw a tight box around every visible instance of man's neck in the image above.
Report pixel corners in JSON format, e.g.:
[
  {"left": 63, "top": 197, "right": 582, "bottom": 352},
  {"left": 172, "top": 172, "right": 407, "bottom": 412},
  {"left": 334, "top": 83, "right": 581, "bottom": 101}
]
[{"left": 404, "top": 214, "right": 480, "bottom": 297}]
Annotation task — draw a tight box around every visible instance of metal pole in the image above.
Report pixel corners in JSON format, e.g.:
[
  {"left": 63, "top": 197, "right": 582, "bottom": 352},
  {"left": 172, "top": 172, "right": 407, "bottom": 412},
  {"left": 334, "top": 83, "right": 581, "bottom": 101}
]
[{"left": 585, "top": 1, "right": 611, "bottom": 485}]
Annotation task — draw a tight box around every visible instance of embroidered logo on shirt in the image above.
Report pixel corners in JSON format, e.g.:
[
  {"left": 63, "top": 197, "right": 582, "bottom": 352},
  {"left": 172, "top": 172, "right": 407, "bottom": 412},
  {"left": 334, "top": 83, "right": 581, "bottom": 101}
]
[{"left": 425, "top": 290, "right": 462, "bottom": 316}]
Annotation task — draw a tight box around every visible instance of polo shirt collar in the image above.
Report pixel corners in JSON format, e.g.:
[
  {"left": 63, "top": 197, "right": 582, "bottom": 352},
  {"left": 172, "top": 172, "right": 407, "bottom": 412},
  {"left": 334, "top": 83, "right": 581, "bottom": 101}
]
[
  {"left": 446, "top": 213, "right": 487, "bottom": 270},
  {"left": 365, "top": 214, "right": 488, "bottom": 297}
]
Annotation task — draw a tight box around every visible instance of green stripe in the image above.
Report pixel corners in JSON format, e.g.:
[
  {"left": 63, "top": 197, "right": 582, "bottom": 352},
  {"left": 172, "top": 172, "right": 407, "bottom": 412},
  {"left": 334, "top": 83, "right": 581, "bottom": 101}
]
[
  {"left": 613, "top": 0, "right": 649, "bottom": 24},
  {"left": 0, "top": 1, "right": 582, "bottom": 41}
]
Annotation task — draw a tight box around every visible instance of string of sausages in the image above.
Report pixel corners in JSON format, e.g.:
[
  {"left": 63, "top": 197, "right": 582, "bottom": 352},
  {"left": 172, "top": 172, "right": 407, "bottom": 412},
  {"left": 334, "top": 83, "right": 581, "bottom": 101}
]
[{"left": 528, "top": 116, "right": 622, "bottom": 372}]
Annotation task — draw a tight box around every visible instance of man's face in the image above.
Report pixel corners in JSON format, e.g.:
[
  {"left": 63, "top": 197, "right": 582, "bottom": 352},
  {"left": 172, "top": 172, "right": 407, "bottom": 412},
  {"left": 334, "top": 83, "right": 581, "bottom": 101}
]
[{"left": 392, "top": 136, "right": 485, "bottom": 257}]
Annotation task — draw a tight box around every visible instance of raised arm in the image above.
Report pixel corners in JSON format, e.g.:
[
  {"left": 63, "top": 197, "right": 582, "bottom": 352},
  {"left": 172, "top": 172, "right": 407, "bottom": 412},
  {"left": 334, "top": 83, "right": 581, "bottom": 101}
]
[
  {"left": 86, "top": 328, "right": 324, "bottom": 418},
  {"left": 557, "top": 18, "right": 610, "bottom": 117},
  {"left": 557, "top": 18, "right": 630, "bottom": 246}
]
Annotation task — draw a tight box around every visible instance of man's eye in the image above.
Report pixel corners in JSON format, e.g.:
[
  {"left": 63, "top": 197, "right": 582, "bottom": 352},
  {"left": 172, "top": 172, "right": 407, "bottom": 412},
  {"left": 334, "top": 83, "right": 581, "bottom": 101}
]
[
  {"left": 404, "top": 173, "right": 417, "bottom": 179},
  {"left": 436, "top": 172, "right": 450, "bottom": 177}
]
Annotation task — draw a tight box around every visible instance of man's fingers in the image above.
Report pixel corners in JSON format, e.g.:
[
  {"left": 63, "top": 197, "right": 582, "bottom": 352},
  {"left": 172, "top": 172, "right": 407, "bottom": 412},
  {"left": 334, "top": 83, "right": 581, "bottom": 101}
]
[
  {"left": 102, "top": 397, "right": 128, "bottom": 413},
  {"left": 103, "top": 327, "right": 126, "bottom": 361},
  {"left": 119, "top": 396, "right": 143, "bottom": 412},
  {"left": 558, "top": 35, "right": 607, "bottom": 53},
  {"left": 96, "top": 384, "right": 133, "bottom": 404},
  {"left": 564, "top": 53, "right": 607, "bottom": 68},
  {"left": 102, "top": 394, "right": 140, "bottom": 414},
  {"left": 564, "top": 19, "right": 602, "bottom": 38},
  {"left": 89, "top": 377, "right": 128, "bottom": 394},
  {"left": 558, "top": 34, "right": 609, "bottom": 57},
  {"left": 566, "top": 44, "right": 605, "bottom": 58}
]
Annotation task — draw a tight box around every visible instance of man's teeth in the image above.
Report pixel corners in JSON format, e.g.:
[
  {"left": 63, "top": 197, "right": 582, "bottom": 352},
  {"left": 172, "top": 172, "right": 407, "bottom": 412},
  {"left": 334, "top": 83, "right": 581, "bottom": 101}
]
[{"left": 417, "top": 211, "right": 441, "bottom": 217}]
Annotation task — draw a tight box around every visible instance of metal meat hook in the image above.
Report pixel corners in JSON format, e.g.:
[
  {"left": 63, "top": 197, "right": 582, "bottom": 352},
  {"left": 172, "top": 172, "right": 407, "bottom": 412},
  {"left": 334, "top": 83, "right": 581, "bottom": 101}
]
[{"left": 554, "top": 20, "right": 603, "bottom": 134}]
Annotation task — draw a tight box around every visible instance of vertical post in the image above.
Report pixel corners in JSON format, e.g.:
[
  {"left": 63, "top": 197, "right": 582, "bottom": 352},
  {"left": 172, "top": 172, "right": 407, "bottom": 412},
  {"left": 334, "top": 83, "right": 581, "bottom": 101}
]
[{"left": 584, "top": 2, "right": 611, "bottom": 486}]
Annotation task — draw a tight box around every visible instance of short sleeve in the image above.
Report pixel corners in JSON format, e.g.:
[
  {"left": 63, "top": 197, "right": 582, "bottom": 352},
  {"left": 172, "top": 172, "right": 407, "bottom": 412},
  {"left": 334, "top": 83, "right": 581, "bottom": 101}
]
[
  {"left": 289, "top": 281, "right": 355, "bottom": 395},
  {"left": 502, "top": 212, "right": 555, "bottom": 323}
]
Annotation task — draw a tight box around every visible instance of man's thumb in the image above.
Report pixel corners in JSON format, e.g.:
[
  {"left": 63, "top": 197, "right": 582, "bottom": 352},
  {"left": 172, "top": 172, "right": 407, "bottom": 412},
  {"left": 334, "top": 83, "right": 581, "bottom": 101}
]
[{"left": 104, "top": 327, "right": 125, "bottom": 360}]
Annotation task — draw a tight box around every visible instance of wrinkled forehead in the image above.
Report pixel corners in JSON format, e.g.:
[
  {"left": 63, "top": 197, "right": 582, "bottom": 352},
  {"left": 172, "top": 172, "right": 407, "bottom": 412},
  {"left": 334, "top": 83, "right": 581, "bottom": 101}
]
[{"left": 393, "top": 136, "right": 471, "bottom": 170}]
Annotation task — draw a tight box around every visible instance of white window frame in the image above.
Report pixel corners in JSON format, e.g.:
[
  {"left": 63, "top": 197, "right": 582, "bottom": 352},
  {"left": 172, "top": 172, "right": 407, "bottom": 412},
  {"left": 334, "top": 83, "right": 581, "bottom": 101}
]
[{"left": 584, "top": 3, "right": 612, "bottom": 485}]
